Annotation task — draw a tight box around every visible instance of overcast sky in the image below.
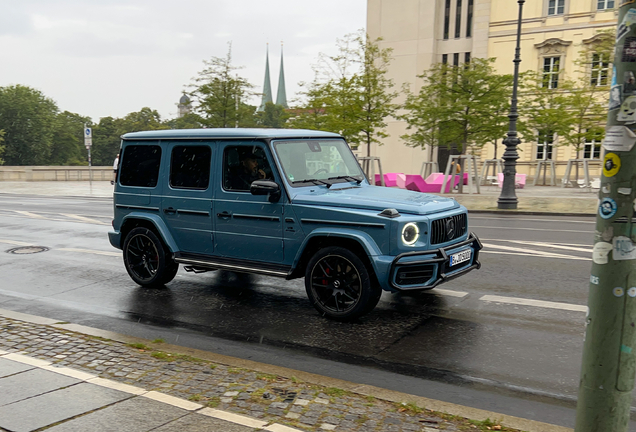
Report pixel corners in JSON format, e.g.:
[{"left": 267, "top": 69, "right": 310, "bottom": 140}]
[{"left": 0, "top": 0, "right": 367, "bottom": 122}]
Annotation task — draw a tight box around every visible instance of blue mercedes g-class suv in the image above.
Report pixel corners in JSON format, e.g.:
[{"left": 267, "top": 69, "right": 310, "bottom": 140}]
[{"left": 109, "top": 129, "right": 481, "bottom": 320}]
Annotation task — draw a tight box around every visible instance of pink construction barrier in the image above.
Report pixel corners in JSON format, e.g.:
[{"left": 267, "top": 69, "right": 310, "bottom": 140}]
[
  {"left": 374, "top": 173, "right": 405, "bottom": 187},
  {"left": 497, "top": 173, "right": 526, "bottom": 189},
  {"left": 399, "top": 174, "right": 463, "bottom": 193},
  {"left": 425, "top": 172, "right": 468, "bottom": 185}
]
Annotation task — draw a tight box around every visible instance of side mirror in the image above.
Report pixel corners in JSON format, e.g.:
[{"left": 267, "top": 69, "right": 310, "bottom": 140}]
[{"left": 250, "top": 180, "right": 281, "bottom": 202}]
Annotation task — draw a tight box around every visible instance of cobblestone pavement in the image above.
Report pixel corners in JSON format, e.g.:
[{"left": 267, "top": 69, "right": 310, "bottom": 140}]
[{"left": 0, "top": 315, "right": 526, "bottom": 432}]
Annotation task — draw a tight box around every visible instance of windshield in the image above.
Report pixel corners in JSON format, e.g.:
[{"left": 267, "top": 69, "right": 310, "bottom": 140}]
[{"left": 273, "top": 139, "right": 365, "bottom": 187}]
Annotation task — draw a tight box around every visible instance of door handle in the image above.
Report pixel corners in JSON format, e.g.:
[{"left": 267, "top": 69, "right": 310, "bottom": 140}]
[
  {"left": 217, "top": 211, "right": 232, "bottom": 219},
  {"left": 163, "top": 207, "right": 176, "bottom": 215}
]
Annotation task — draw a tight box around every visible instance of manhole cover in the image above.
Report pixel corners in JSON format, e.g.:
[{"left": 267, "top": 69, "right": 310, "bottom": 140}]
[{"left": 6, "top": 246, "right": 49, "bottom": 254}]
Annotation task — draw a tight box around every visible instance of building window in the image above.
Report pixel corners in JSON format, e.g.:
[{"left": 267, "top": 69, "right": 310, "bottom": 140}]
[
  {"left": 466, "top": 0, "right": 474, "bottom": 37},
  {"left": 548, "top": 0, "right": 565, "bottom": 15},
  {"left": 583, "top": 131, "right": 602, "bottom": 159},
  {"left": 597, "top": 0, "right": 615, "bottom": 10},
  {"left": 542, "top": 57, "right": 560, "bottom": 89},
  {"left": 444, "top": 0, "right": 451, "bottom": 40},
  {"left": 453, "top": 53, "right": 460, "bottom": 66},
  {"left": 591, "top": 53, "right": 609, "bottom": 86},
  {"left": 465, "top": 52, "right": 471, "bottom": 64},
  {"left": 442, "top": 54, "right": 448, "bottom": 64},
  {"left": 536, "top": 131, "right": 554, "bottom": 160},
  {"left": 455, "top": 0, "right": 462, "bottom": 38}
]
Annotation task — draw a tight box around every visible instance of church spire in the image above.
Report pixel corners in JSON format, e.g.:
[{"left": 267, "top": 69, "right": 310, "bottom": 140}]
[
  {"left": 275, "top": 42, "right": 288, "bottom": 108},
  {"left": 258, "top": 44, "right": 273, "bottom": 112}
]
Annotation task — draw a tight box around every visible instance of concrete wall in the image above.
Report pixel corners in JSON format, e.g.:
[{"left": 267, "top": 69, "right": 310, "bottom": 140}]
[{"left": 0, "top": 166, "right": 114, "bottom": 182}]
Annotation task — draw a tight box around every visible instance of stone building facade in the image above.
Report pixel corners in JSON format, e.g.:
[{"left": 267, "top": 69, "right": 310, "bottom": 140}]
[{"left": 366, "top": 0, "right": 617, "bottom": 180}]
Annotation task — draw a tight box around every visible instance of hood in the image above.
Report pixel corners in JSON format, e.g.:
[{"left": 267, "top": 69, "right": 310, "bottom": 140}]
[{"left": 291, "top": 185, "right": 460, "bottom": 215}]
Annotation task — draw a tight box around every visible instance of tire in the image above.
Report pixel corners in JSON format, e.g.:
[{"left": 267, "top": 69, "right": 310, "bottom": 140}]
[
  {"left": 304, "top": 246, "right": 381, "bottom": 321},
  {"left": 123, "top": 227, "right": 178, "bottom": 287}
]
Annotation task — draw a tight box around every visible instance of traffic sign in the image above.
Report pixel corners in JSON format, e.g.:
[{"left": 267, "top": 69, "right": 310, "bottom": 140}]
[{"left": 85, "top": 127, "right": 92, "bottom": 137}]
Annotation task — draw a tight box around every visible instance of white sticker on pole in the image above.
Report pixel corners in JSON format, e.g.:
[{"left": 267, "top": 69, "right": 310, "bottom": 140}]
[
  {"left": 603, "top": 126, "right": 636, "bottom": 152},
  {"left": 593, "top": 242, "right": 613, "bottom": 264},
  {"left": 613, "top": 236, "right": 636, "bottom": 260}
]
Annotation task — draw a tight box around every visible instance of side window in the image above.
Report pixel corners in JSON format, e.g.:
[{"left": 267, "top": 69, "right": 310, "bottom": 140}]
[
  {"left": 120, "top": 145, "right": 161, "bottom": 187},
  {"left": 223, "top": 145, "right": 272, "bottom": 192},
  {"left": 170, "top": 145, "right": 211, "bottom": 190}
]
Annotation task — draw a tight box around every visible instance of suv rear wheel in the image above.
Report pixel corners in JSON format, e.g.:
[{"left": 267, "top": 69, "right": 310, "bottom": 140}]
[
  {"left": 123, "top": 227, "right": 178, "bottom": 287},
  {"left": 305, "top": 246, "right": 381, "bottom": 321}
]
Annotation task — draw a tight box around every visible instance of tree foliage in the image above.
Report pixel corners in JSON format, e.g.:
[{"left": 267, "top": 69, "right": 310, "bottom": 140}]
[
  {"left": 562, "top": 30, "right": 614, "bottom": 156},
  {"left": 50, "top": 111, "right": 92, "bottom": 165},
  {"left": 401, "top": 59, "right": 512, "bottom": 155},
  {"left": 0, "top": 130, "right": 5, "bottom": 165},
  {"left": 190, "top": 44, "right": 256, "bottom": 128},
  {"left": 0, "top": 85, "right": 58, "bottom": 165},
  {"left": 255, "top": 102, "right": 289, "bottom": 128},
  {"left": 291, "top": 31, "right": 397, "bottom": 152}
]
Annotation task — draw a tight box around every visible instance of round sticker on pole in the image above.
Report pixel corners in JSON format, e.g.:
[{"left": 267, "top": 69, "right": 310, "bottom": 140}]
[
  {"left": 603, "top": 153, "right": 621, "bottom": 178},
  {"left": 599, "top": 197, "right": 618, "bottom": 219}
]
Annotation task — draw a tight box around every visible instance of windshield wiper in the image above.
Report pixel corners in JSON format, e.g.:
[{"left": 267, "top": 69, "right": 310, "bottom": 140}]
[
  {"left": 292, "top": 178, "right": 331, "bottom": 188},
  {"left": 327, "top": 175, "right": 362, "bottom": 185}
]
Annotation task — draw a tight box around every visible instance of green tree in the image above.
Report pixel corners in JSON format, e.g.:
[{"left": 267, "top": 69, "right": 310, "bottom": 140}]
[
  {"left": 51, "top": 111, "right": 92, "bottom": 165},
  {"left": 0, "top": 85, "right": 58, "bottom": 165},
  {"left": 292, "top": 31, "right": 397, "bottom": 152},
  {"left": 0, "top": 130, "right": 5, "bottom": 165},
  {"left": 518, "top": 73, "right": 576, "bottom": 162},
  {"left": 164, "top": 113, "right": 205, "bottom": 130},
  {"left": 122, "top": 107, "right": 168, "bottom": 132},
  {"left": 91, "top": 116, "right": 125, "bottom": 167},
  {"left": 255, "top": 102, "right": 289, "bottom": 128},
  {"left": 191, "top": 44, "right": 256, "bottom": 128},
  {"left": 561, "top": 30, "right": 614, "bottom": 182},
  {"left": 401, "top": 59, "right": 512, "bottom": 177}
]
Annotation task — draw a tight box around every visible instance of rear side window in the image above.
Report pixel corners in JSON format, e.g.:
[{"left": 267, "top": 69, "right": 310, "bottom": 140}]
[
  {"left": 120, "top": 145, "right": 162, "bottom": 187},
  {"left": 170, "top": 145, "right": 211, "bottom": 190}
]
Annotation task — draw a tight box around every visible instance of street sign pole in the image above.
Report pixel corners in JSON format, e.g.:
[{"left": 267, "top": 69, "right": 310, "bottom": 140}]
[
  {"left": 575, "top": 3, "right": 636, "bottom": 430},
  {"left": 84, "top": 124, "right": 92, "bottom": 190}
]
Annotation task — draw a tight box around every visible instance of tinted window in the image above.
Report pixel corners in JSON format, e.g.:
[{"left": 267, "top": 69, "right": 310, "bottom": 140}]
[
  {"left": 223, "top": 145, "right": 272, "bottom": 192},
  {"left": 120, "top": 145, "right": 161, "bottom": 187},
  {"left": 170, "top": 145, "right": 211, "bottom": 190}
]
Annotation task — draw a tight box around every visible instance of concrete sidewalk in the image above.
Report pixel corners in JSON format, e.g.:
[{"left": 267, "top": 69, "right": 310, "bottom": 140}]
[
  {"left": 0, "top": 309, "right": 572, "bottom": 432},
  {"left": 0, "top": 180, "right": 599, "bottom": 215}
]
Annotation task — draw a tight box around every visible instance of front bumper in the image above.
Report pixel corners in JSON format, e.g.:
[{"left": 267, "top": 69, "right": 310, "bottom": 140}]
[{"left": 388, "top": 232, "right": 482, "bottom": 290}]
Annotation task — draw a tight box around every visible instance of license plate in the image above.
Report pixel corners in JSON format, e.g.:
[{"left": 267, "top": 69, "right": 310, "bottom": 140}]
[{"left": 450, "top": 249, "right": 471, "bottom": 266}]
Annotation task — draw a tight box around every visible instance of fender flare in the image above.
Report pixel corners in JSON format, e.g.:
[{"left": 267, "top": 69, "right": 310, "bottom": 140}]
[
  {"left": 291, "top": 227, "right": 384, "bottom": 274},
  {"left": 120, "top": 213, "right": 178, "bottom": 252}
]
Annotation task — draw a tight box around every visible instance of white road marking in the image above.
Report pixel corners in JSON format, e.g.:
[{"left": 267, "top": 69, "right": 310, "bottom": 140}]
[
  {"left": 14, "top": 210, "right": 47, "bottom": 219},
  {"left": 480, "top": 294, "right": 588, "bottom": 312},
  {"left": 60, "top": 213, "right": 109, "bottom": 225},
  {"left": 481, "top": 243, "right": 589, "bottom": 260},
  {"left": 480, "top": 239, "right": 592, "bottom": 248},
  {"left": 481, "top": 250, "right": 590, "bottom": 261},
  {"left": 499, "top": 240, "right": 592, "bottom": 253},
  {"left": 0, "top": 239, "right": 33, "bottom": 246},
  {"left": 471, "top": 216, "right": 595, "bottom": 224},
  {"left": 471, "top": 226, "right": 591, "bottom": 234},
  {"left": 428, "top": 288, "right": 468, "bottom": 298},
  {"left": 57, "top": 248, "right": 120, "bottom": 257}
]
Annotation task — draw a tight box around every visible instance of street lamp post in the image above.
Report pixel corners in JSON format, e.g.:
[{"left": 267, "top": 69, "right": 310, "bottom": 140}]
[{"left": 497, "top": 0, "right": 525, "bottom": 210}]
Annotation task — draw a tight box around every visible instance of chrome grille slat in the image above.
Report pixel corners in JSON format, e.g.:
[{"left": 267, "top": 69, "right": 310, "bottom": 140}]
[{"left": 430, "top": 214, "right": 467, "bottom": 245}]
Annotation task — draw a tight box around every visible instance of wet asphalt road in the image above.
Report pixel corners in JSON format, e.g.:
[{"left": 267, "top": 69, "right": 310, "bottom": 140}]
[{"left": 1, "top": 193, "right": 628, "bottom": 428}]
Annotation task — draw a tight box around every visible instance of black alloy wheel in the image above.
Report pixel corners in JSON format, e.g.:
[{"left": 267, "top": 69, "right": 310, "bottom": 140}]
[
  {"left": 305, "top": 246, "right": 381, "bottom": 321},
  {"left": 123, "top": 227, "right": 178, "bottom": 287}
]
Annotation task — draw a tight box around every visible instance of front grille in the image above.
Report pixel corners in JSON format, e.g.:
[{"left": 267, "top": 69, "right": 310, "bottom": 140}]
[
  {"left": 396, "top": 265, "right": 435, "bottom": 286},
  {"left": 430, "top": 213, "right": 467, "bottom": 245}
]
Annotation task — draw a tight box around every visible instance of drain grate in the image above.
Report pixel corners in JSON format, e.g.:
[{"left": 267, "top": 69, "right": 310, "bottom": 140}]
[{"left": 6, "top": 246, "right": 50, "bottom": 254}]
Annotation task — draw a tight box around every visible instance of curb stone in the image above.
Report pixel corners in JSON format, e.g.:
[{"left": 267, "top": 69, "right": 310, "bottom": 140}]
[{"left": 0, "top": 308, "right": 573, "bottom": 432}]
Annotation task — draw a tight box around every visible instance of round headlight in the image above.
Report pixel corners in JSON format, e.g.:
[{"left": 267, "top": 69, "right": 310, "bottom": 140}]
[{"left": 402, "top": 223, "right": 419, "bottom": 245}]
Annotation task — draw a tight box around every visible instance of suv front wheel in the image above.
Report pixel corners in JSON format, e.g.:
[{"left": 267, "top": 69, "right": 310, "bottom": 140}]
[
  {"left": 123, "top": 227, "right": 179, "bottom": 287},
  {"left": 305, "top": 246, "right": 381, "bottom": 321}
]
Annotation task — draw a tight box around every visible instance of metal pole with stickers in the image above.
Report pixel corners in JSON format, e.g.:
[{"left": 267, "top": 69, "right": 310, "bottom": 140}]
[{"left": 576, "top": 2, "right": 636, "bottom": 430}]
